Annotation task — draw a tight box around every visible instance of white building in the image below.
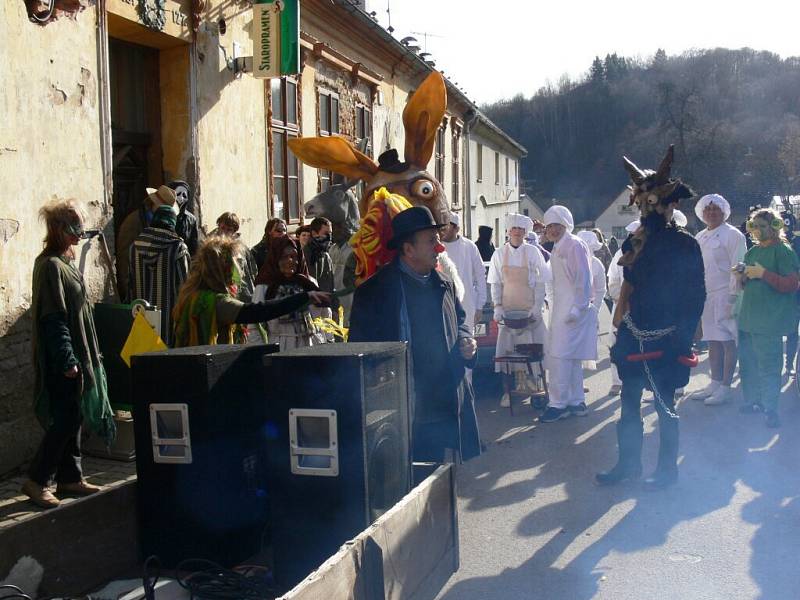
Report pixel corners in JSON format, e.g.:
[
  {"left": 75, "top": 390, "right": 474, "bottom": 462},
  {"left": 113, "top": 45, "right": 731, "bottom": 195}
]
[
  {"left": 594, "top": 189, "right": 639, "bottom": 241},
  {"left": 463, "top": 118, "right": 527, "bottom": 246},
  {"left": 519, "top": 194, "right": 546, "bottom": 222}
]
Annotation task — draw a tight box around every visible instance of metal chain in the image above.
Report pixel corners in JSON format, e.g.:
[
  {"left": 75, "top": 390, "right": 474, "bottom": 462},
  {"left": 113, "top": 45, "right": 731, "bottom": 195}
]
[{"left": 622, "top": 313, "right": 679, "bottom": 419}]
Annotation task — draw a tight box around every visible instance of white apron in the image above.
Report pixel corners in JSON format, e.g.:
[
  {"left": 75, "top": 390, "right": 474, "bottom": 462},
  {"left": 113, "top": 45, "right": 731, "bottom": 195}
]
[
  {"left": 697, "top": 227, "right": 738, "bottom": 341},
  {"left": 547, "top": 240, "right": 598, "bottom": 360},
  {"left": 494, "top": 246, "right": 545, "bottom": 373}
]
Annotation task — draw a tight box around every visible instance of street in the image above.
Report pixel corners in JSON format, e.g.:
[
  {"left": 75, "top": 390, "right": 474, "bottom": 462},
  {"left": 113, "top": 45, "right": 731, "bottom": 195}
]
[{"left": 438, "top": 312, "right": 800, "bottom": 600}]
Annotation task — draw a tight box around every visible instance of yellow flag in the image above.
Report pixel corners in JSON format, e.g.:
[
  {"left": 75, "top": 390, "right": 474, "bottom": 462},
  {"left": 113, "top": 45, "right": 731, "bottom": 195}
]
[{"left": 120, "top": 312, "right": 168, "bottom": 367}]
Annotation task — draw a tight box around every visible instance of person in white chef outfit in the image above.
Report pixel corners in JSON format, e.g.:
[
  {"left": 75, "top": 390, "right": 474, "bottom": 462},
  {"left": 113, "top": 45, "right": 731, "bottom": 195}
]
[
  {"left": 539, "top": 206, "right": 598, "bottom": 423},
  {"left": 441, "top": 211, "right": 487, "bottom": 381},
  {"left": 606, "top": 221, "right": 641, "bottom": 396},
  {"left": 577, "top": 230, "right": 608, "bottom": 371},
  {"left": 685, "top": 194, "right": 747, "bottom": 405},
  {"left": 488, "top": 213, "right": 551, "bottom": 407}
]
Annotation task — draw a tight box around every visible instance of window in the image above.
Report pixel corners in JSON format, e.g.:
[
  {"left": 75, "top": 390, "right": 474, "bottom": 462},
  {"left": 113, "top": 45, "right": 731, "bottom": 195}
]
[
  {"left": 514, "top": 160, "right": 518, "bottom": 187},
  {"left": 523, "top": 208, "right": 529, "bottom": 216},
  {"left": 494, "top": 217, "right": 500, "bottom": 246},
  {"left": 271, "top": 77, "right": 301, "bottom": 222},
  {"left": 451, "top": 128, "right": 461, "bottom": 208},
  {"left": 317, "top": 89, "right": 340, "bottom": 192},
  {"left": 476, "top": 143, "right": 483, "bottom": 182},
  {"left": 505, "top": 157, "right": 509, "bottom": 186},
  {"left": 494, "top": 152, "right": 500, "bottom": 185},
  {"left": 355, "top": 104, "right": 373, "bottom": 156},
  {"left": 434, "top": 123, "right": 446, "bottom": 183}
]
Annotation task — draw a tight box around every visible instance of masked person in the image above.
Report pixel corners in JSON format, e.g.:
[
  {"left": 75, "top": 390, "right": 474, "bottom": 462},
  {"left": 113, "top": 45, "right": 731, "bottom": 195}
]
[
  {"left": 129, "top": 204, "right": 190, "bottom": 346},
  {"left": 597, "top": 147, "right": 704, "bottom": 490},
  {"left": 304, "top": 217, "right": 339, "bottom": 341},
  {"left": 488, "top": 213, "right": 551, "bottom": 407},
  {"left": 538, "top": 207, "right": 597, "bottom": 422},
  {"left": 736, "top": 208, "right": 800, "bottom": 428},
  {"left": 172, "top": 237, "right": 329, "bottom": 347},
  {"left": 23, "top": 199, "right": 115, "bottom": 508},
  {"left": 116, "top": 185, "right": 174, "bottom": 301},
  {"left": 169, "top": 180, "right": 202, "bottom": 256},
  {"left": 349, "top": 205, "right": 481, "bottom": 463},
  {"left": 683, "top": 195, "right": 747, "bottom": 406}
]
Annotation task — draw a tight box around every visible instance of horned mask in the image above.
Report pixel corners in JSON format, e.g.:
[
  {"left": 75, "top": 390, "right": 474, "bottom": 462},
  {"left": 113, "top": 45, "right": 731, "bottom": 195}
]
[{"left": 623, "top": 145, "right": 694, "bottom": 219}]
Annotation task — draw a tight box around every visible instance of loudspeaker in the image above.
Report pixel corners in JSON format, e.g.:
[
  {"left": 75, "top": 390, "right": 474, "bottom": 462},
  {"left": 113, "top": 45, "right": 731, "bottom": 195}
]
[
  {"left": 262, "top": 342, "right": 412, "bottom": 590},
  {"left": 131, "top": 343, "right": 279, "bottom": 567}
]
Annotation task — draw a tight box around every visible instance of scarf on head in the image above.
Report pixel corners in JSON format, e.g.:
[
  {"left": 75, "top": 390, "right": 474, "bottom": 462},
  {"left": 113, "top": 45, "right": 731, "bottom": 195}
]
[
  {"left": 255, "top": 236, "right": 318, "bottom": 298},
  {"left": 151, "top": 205, "right": 177, "bottom": 231}
]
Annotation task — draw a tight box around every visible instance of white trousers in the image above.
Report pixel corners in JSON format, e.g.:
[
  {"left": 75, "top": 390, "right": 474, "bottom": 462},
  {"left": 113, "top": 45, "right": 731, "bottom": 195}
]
[{"left": 548, "top": 357, "right": 584, "bottom": 408}]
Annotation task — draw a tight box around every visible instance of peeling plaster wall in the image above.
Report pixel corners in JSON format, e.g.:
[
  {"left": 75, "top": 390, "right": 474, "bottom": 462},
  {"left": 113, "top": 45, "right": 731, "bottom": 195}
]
[
  {"left": 194, "top": 12, "right": 270, "bottom": 245},
  {"left": 0, "top": 2, "right": 107, "bottom": 473}
]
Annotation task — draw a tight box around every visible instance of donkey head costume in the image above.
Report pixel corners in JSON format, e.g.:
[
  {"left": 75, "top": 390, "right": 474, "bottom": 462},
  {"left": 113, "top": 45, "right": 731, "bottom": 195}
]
[
  {"left": 619, "top": 145, "right": 694, "bottom": 267},
  {"left": 288, "top": 72, "right": 449, "bottom": 283}
]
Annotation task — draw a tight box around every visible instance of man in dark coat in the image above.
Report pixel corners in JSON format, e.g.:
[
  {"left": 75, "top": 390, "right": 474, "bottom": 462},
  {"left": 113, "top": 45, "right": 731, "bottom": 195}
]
[
  {"left": 476, "top": 225, "right": 495, "bottom": 262},
  {"left": 349, "top": 206, "right": 481, "bottom": 463}
]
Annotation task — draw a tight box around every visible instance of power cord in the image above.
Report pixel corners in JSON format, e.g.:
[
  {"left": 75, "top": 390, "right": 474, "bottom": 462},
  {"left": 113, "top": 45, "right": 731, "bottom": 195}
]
[
  {"left": 0, "top": 584, "right": 32, "bottom": 600},
  {"left": 175, "top": 559, "right": 274, "bottom": 600}
]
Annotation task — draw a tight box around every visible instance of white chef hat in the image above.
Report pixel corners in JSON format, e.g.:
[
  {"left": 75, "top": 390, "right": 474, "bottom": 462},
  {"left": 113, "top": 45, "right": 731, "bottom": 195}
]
[
  {"left": 673, "top": 209, "right": 688, "bottom": 227},
  {"left": 577, "top": 229, "right": 602, "bottom": 252},
  {"left": 695, "top": 193, "right": 731, "bottom": 222},
  {"left": 625, "top": 220, "right": 640, "bottom": 233},
  {"left": 525, "top": 231, "right": 539, "bottom": 245},
  {"left": 505, "top": 213, "right": 532, "bottom": 233},
  {"left": 448, "top": 212, "right": 461, "bottom": 227},
  {"left": 543, "top": 205, "right": 574, "bottom": 233}
]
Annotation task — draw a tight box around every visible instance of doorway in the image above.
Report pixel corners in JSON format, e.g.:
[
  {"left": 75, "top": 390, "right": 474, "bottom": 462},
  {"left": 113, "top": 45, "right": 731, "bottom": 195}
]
[{"left": 108, "top": 38, "right": 164, "bottom": 238}]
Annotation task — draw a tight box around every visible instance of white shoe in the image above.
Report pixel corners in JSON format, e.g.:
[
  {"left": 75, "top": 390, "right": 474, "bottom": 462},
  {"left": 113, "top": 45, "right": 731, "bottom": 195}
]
[
  {"left": 685, "top": 381, "right": 720, "bottom": 401},
  {"left": 500, "top": 393, "right": 511, "bottom": 408},
  {"left": 704, "top": 386, "right": 731, "bottom": 406}
]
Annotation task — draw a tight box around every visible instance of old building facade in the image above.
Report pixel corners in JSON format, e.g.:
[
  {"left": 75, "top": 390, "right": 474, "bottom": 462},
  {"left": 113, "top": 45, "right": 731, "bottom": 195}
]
[{"left": 0, "top": 0, "right": 525, "bottom": 472}]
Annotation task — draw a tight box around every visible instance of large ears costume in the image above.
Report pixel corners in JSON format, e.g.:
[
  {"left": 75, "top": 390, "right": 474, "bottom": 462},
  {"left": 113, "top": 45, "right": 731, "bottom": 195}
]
[
  {"left": 288, "top": 71, "right": 449, "bottom": 284},
  {"left": 403, "top": 71, "right": 448, "bottom": 168},
  {"left": 288, "top": 136, "right": 380, "bottom": 182}
]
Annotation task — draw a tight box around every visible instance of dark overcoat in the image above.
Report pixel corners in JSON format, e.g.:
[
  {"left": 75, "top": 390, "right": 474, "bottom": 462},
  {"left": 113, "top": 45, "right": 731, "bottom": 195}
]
[{"left": 349, "top": 258, "right": 481, "bottom": 461}]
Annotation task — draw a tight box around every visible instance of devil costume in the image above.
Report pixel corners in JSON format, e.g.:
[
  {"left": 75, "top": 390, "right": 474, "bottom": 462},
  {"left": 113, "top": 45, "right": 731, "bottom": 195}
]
[{"left": 598, "top": 146, "right": 705, "bottom": 489}]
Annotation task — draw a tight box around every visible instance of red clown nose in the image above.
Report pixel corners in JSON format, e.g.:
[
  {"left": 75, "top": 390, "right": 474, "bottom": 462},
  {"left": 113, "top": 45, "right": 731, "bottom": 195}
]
[{"left": 434, "top": 243, "right": 446, "bottom": 254}]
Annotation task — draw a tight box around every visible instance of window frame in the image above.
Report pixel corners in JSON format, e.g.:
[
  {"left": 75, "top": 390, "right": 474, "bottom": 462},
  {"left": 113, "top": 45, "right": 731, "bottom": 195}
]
[
  {"left": 317, "top": 88, "right": 341, "bottom": 192},
  {"left": 476, "top": 143, "right": 483, "bottom": 182},
  {"left": 270, "top": 76, "right": 302, "bottom": 224},
  {"left": 494, "top": 151, "right": 500, "bottom": 185}
]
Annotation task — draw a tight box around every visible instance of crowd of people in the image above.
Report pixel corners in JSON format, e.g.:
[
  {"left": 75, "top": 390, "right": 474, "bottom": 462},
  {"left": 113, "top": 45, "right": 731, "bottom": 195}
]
[{"left": 20, "top": 180, "right": 800, "bottom": 507}]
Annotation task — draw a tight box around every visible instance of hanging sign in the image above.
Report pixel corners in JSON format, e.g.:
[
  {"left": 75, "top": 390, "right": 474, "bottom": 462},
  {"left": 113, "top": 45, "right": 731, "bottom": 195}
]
[{"left": 253, "top": 0, "right": 300, "bottom": 79}]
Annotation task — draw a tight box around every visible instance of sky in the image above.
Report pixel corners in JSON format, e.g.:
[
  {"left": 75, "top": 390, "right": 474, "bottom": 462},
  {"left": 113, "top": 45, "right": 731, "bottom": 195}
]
[{"left": 364, "top": 0, "right": 800, "bottom": 105}]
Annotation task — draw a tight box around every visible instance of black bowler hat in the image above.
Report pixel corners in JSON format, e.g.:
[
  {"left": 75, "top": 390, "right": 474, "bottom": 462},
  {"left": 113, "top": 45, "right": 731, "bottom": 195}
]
[{"left": 387, "top": 206, "right": 441, "bottom": 249}]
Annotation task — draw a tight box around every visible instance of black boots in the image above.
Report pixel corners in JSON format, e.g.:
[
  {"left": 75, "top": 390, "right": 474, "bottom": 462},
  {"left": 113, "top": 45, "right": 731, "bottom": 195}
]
[
  {"left": 643, "top": 416, "right": 679, "bottom": 490},
  {"left": 595, "top": 420, "right": 643, "bottom": 486}
]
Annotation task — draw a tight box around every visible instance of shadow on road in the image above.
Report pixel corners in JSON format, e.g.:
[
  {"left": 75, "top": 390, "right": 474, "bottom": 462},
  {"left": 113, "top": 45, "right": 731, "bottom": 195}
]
[{"left": 440, "top": 362, "right": 800, "bottom": 599}]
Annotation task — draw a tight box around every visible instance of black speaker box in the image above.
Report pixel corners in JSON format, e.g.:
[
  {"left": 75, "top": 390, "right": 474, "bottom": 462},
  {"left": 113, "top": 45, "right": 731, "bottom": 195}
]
[
  {"left": 262, "top": 341, "right": 412, "bottom": 590},
  {"left": 131, "top": 343, "right": 279, "bottom": 567}
]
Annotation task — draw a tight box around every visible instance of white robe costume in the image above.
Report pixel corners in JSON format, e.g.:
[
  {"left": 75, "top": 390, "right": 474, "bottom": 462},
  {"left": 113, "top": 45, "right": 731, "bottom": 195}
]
[
  {"left": 443, "top": 233, "right": 487, "bottom": 332},
  {"left": 694, "top": 195, "right": 747, "bottom": 342},
  {"left": 488, "top": 214, "right": 551, "bottom": 374},
  {"left": 544, "top": 206, "right": 598, "bottom": 409}
]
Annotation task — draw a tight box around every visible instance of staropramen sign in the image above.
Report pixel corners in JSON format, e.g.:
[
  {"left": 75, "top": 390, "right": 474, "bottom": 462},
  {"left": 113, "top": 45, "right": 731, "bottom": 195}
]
[{"left": 253, "top": 0, "right": 300, "bottom": 79}]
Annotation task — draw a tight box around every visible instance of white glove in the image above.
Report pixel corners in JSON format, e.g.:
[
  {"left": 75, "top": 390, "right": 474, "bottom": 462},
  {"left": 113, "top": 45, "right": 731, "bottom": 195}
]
[{"left": 493, "top": 306, "right": 504, "bottom": 322}]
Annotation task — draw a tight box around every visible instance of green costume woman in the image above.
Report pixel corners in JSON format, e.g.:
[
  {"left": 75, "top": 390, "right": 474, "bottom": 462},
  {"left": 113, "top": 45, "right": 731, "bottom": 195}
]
[{"left": 23, "top": 200, "right": 115, "bottom": 509}]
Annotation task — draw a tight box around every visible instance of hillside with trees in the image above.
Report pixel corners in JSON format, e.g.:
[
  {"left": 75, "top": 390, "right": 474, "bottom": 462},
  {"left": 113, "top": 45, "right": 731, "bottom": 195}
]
[{"left": 483, "top": 48, "right": 800, "bottom": 223}]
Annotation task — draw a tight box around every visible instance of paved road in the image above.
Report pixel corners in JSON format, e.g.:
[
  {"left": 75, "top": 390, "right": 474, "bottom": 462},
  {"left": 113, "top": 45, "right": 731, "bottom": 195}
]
[{"left": 438, "top": 316, "right": 800, "bottom": 600}]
